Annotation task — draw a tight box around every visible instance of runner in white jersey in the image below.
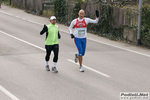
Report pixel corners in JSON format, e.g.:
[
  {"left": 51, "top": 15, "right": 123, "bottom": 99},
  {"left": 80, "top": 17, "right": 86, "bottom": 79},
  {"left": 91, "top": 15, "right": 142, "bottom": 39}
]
[{"left": 69, "top": 9, "right": 99, "bottom": 72}]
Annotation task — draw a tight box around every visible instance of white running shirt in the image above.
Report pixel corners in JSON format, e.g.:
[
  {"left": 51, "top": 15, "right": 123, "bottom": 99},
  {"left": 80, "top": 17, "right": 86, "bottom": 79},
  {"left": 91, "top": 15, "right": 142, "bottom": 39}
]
[{"left": 69, "top": 17, "right": 99, "bottom": 38}]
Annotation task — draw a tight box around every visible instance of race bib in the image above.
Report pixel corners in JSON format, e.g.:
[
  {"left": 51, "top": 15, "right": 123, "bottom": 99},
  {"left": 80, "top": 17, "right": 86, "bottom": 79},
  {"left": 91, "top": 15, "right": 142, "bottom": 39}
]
[{"left": 78, "top": 30, "right": 85, "bottom": 36}]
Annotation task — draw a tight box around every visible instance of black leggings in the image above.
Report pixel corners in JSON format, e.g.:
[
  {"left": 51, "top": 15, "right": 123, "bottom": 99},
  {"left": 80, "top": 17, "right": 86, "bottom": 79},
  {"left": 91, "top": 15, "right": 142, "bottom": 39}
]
[{"left": 45, "top": 44, "right": 59, "bottom": 62}]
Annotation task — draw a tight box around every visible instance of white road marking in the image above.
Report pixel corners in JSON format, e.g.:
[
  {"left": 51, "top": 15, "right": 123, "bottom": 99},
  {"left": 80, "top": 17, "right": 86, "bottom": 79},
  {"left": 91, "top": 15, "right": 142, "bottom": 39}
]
[
  {"left": 15, "top": 16, "right": 20, "bottom": 18},
  {"left": 27, "top": 20, "right": 43, "bottom": 25},
  {"left": 0, "top": 85, "right": 20, "bottom": 100},
  {"left": 0, "top": 10, "right": 13, "bottom": 16},
  {"left": 21, "top": 18, "right": 26, "bottom": 20},
  {"left": 0, "top": 30, "right": 45, "bottom": 51},
  {"left": 67, "top": 59, "right": 110, "bottom": 77},
  {"left": 87, "top": 38, "right": 150, "bottom": 58}
]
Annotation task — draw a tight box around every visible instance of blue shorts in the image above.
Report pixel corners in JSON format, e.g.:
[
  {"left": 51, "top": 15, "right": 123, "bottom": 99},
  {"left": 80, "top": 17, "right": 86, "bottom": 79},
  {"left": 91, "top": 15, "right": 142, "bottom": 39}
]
[{"left": 74, "top": 38, "right": 86, "bottom": 56}]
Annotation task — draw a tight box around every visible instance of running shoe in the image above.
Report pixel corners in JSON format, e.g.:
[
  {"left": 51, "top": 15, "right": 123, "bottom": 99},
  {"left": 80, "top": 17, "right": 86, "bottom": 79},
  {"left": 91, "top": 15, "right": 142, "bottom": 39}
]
[
  {"left": 75, "top": 53, "right": 78, "bottom": 63},
  {"left": 79, "top": 66, "right": 84, "bottom": 72},
  {"left": 52, "top": 67, "right": 58, "bottom": 73},
  {"left": 46, "top": 65, "right": 50, "bottom": 71}
]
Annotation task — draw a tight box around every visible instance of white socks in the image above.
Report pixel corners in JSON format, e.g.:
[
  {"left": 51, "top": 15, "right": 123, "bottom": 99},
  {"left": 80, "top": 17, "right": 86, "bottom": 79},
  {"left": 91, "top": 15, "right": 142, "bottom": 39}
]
[
  {"left": 46, "top": 62, "right": 57, "bottom": 67},
  {"left": 53, "top": 62, "right": 57, "bottom": 68},
  {"left": 46, "top": 61, "right": 49, "bottom": 66}
]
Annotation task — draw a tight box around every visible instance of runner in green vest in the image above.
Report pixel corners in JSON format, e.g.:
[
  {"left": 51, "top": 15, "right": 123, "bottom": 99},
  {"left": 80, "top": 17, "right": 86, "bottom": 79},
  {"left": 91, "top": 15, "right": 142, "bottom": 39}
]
[{"left": 40, "top": 16, "right": 61, "bottom": 73}]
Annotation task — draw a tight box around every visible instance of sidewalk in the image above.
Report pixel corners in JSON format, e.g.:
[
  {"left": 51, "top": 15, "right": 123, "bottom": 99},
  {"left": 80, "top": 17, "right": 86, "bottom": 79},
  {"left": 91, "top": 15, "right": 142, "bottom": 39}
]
[{"left": 1, "top": 5, "right": 150, "bottom": 56}]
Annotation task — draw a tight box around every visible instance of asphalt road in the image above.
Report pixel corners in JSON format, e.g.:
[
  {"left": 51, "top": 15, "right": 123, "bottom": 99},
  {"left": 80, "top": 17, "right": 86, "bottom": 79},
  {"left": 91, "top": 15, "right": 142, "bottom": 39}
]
[{"left": 0, "top": 5, "right": 150, "bottom": 100}]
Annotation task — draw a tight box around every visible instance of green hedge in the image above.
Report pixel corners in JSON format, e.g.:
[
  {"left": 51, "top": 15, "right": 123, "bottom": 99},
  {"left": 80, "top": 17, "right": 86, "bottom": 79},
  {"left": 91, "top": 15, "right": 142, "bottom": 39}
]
[
  {"left": 53, "top": 0, "right": 66, "bottom": 23},
  {"left": 141, "top": 4, "right": 150, "bottom": 47}
]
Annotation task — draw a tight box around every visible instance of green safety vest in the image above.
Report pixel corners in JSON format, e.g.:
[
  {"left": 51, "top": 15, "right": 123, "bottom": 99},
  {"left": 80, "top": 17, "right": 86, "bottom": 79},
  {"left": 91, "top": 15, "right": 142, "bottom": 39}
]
[{"left": 45, "top": 23, "right": 59, "bottom": 45}]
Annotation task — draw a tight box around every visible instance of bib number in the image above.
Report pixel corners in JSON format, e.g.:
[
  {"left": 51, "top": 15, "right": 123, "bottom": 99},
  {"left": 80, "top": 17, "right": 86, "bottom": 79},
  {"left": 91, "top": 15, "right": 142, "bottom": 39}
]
[{"left": 78, "top": 30, "right": 85, "bottom": 36}]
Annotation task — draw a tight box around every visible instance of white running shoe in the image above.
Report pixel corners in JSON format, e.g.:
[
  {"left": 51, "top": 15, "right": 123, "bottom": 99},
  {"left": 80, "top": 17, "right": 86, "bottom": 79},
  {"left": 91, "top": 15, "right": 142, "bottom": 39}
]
[{"left": 79, "top": 66, "right": 84, "bottom": 72}]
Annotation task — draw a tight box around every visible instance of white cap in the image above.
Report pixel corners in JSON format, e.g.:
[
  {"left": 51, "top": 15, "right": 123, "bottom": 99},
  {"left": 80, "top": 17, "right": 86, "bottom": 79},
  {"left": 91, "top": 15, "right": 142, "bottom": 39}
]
[{"left": 50, "top": 16, "right": 56, "bottom": 20}]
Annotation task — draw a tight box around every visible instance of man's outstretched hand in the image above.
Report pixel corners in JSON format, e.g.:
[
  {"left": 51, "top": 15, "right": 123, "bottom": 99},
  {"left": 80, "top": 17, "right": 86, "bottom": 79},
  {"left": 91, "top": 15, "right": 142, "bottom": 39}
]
[{"left": 96, "top": 10, "right": 99, "bottom": 18}]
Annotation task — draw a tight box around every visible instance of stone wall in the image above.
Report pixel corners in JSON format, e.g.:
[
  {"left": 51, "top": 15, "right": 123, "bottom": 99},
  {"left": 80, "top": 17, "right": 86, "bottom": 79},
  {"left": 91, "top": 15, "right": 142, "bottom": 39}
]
[{"left": 123, "top": 27, "right": 137, "bottom": 43}]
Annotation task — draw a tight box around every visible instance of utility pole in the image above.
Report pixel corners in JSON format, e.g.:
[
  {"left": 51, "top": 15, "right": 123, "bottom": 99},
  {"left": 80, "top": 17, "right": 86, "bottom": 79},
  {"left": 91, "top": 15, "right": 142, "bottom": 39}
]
[{"left": 137, "top": 0, "right": 143, "bottom": 45}]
